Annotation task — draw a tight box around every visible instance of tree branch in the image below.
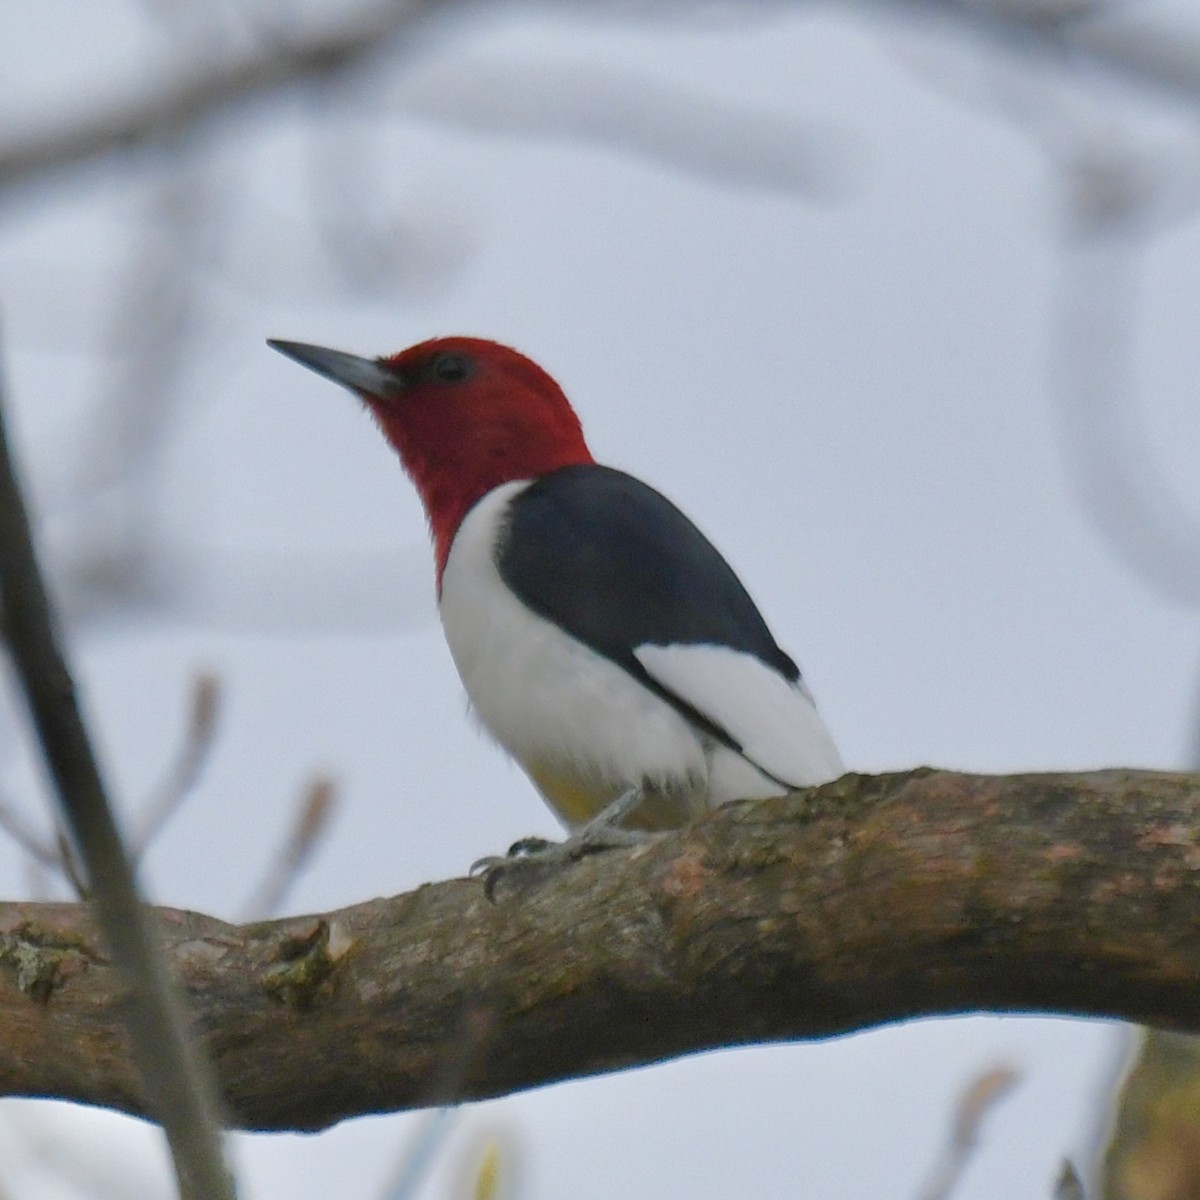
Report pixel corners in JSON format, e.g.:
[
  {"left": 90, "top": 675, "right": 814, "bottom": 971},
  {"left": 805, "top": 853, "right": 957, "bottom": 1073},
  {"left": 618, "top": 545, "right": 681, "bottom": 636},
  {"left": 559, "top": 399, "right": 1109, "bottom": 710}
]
[
  {"left": 0, "top": 0, "right": 447, "bottom": 199},
  {"left": 0, "top": 352, "right": 233, "bottom": 1196},
  {"left": 6, "top": 1, "right": 1200, "bottom": 206},
  {"left": 0, "top": 768, "right": 1195, "bottom": 1132}
]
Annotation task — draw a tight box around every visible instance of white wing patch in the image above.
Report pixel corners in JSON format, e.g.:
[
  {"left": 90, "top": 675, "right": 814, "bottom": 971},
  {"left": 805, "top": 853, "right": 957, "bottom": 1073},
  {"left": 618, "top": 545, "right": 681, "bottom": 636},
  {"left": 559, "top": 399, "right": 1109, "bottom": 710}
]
[{"left": 633, "top": 643, "right": 843, "bottom": 788}]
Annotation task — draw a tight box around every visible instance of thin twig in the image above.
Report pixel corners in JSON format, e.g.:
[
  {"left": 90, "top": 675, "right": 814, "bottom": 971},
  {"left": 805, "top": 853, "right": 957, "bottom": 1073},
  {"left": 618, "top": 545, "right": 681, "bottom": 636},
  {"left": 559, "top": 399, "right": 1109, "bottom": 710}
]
[
  {"left": 1055, "top": 1160, "right": 1086, "bottom": 1199},
  {"left": 133, "top": 672, "right": 221, "bottom": 859},
  {"left": 0, "top": 0, "right": 447, "bottom": 199},
  {"left": 469, "top": 1137, "right": 506, "bottom": 1200},
  {"left": 4, "top": 1, "right": 1200, "bottom": 210},
  {"left": 917, "top": 1065, "right": 1021, "bottom": 1200},
  {"left": 378, "top": 1004, "right": 500, "bottom": 1200},
  {"left": 379, "top": 1108, "right": 459, "bottom": 1200},
  {"left": 53, "top": 828, "right": 88, "bottom": 898},
  {"left": 238, "top": 775, "right": 335, "bottom": 920},
  {"left": 0, "top": 795, "right": 61, "bottom": 870},
  {"left": 0, "top": 791, "right": 85, "bottom": 895},
  {"left": 879, "top": 0, "right": 1200, "bottom": 106},
  {"left": 0, "top": 355, "right": 234, "bottom": 1199}
]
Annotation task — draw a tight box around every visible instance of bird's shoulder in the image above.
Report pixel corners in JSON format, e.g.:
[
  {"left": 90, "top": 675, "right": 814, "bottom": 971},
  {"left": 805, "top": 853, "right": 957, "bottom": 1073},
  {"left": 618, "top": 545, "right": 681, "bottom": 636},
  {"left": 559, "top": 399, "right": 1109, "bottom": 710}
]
[{"left": 493, "top": 463, "right": 799, "bottom": 681}]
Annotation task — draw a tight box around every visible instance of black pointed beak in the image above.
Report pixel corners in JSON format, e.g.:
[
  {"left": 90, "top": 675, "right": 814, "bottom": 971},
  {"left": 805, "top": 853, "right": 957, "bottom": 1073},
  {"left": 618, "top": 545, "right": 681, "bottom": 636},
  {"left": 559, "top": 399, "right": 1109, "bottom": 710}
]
[{"left": 267, "top": 339, "right": 405, "bottom": 399}]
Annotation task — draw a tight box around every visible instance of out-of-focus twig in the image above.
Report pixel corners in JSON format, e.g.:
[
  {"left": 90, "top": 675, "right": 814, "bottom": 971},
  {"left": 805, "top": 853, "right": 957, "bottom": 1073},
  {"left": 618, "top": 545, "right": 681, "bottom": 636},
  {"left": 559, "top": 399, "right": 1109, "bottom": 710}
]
[
  {"left": 0, "top": 353, "right": 234, "bottom": 1199},
  {"left": 59, "top": 174, "right": 211, "bottom": 623},
  {"left": 380, "top": 1108, "right": 459, "bottom": 1200},
  {"left": 133, "top": 672, "right": 221, "bottom": 859},
  {"left": 917, "top": 1065, "right": 1021, "bottom": 1200},
  {"left": 4, "top": 1, "right": 1200, "bottom": 214},
  {"left": 53, "top": 829, "right": 88, "bottom": 897},
  {"left": 470, "top": 1138, "right": 505, "bottom": 1200},
  {"left": 0, "top": 0, "right": 448, "bottom": 200},
  {"left": 880, "top": 0, "right": 1200, "bottom": 106},
  {"left": 1051, "top": 147, "right": 1200, "bottom": 608},
  {"left": 0, "top": 793, "right": 81, "bottom": 900},
  {"left": 1100, "top": 1029, "right": 1200, "bottom": 1200},
  {"left": 875, "top": 0, "right": 1200, "bottom": 622},
  {"left": 378, "top": 1005, "right": 499, "bottom": 1200},
  {"left": 1057, "top": 1160, "right": 1086, "bottom": 1199},
  {"left": 0, "top": 795, "right": 61, "bottom": 872},
  {"left": 395, "top": 59, "right": 852, "bottom": 199},
  {"left": 0, "top": 672, "right": 218, "bottom": 888},
  {"left": 238, "top": 775, "right": 336, "bottom": 920}
]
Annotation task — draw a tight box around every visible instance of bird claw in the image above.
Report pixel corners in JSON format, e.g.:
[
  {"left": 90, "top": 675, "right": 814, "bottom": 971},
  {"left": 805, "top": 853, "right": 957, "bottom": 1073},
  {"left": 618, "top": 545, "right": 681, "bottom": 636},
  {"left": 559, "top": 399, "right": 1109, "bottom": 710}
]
[
  {"left": 469, "top": 850, "right": 558, "bottom": 901},
  {"left": 470, "top": 789, "right": 656, "bottom": 900},
  {"left": 468, "top": 837, "right": 555, "bottom": 888},
  {"left": 505, "top": 836, "right": 554, "bottom": 857}
]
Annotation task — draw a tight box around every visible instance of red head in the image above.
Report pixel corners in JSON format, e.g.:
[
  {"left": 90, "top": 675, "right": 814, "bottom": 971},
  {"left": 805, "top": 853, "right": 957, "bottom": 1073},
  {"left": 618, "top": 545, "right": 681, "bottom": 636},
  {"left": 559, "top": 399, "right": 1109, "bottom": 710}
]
[{"left": 268, "top": 336, "right": 594, "bottom": 582}]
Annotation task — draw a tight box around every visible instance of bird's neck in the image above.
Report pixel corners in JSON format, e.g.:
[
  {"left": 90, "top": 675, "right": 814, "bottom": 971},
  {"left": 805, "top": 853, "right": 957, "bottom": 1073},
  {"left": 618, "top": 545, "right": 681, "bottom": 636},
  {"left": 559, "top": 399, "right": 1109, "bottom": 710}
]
[
  {"left": 369, "top": 395, "right": 594, "bottom": 589},
  {"left": 403, "top": 442, "right": 594, "bottom": 590}
]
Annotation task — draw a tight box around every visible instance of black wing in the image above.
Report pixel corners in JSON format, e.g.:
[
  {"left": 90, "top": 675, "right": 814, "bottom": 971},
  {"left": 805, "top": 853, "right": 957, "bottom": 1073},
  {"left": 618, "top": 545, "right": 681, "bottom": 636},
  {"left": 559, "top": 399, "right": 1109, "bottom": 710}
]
[{"left": 495, "top": 464, "right": 799, "bottom": 749}]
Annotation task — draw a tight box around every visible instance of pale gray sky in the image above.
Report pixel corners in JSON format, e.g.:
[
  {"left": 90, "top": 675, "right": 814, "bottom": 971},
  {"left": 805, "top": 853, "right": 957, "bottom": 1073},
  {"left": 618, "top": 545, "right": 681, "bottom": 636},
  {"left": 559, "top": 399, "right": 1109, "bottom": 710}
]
[{"left": 1, "top": 3, "right": 1197, "bottom": 1197}]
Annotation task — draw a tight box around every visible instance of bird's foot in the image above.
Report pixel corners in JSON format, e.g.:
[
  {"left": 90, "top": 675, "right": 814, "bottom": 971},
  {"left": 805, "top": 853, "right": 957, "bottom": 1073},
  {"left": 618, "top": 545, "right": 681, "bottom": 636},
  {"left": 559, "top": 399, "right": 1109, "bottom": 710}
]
[{"left": 471, "top": 789, "right": 655, "bottom": 899}]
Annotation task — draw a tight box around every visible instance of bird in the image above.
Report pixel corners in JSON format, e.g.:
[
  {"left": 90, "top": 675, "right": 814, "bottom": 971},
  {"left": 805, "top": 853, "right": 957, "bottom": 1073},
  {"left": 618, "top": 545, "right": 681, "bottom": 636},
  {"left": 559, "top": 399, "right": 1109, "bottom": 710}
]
[{"left": 268, "top": 335, "right": 842, "bottom": 868}]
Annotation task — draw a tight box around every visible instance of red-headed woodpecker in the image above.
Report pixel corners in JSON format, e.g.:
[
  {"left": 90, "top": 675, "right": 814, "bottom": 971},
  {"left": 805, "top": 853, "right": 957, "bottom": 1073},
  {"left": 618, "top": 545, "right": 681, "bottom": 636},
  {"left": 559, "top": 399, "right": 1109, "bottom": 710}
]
[{"left": 268, "top": 336, "right": 842, "bottom": 854}]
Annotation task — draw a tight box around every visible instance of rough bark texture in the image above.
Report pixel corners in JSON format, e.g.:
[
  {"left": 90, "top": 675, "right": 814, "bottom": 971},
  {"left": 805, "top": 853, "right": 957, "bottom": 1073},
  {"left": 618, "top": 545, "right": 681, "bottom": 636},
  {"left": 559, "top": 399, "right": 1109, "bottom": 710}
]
[{"left": 0, "top": 768, "right": 1197, "bottom": 1132}]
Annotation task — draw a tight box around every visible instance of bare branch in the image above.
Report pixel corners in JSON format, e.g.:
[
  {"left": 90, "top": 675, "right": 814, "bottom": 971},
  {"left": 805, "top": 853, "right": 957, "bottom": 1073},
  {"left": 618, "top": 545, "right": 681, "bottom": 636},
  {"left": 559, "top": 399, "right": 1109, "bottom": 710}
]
[
  {"left": 237, "top": 776, "right": 336, "bottom": 920},
  {"left": 0, "top": 362, "right": 233, "bottom": 1197},
  {"left": 1051, "top": 189, "right": 1200, "bottom": 607},
  {"left": 0, "top": 769, "right": 1196, "bottom": 1132},
  {"left": 53, "top": 830, "right": 88, "bottom": 900},
  {"left": 0, "top": 1, "right": 448, "bottom": 200},
  {"left": 377, "top": 1108, "right": 459, "bottom": 1200},
  {"left": 1055, "top": 1160, "right": 1086, "bottom": 1199},
  {"left": 133, "top": 673, "right": 221, "bottom": 860},
  {"left": 5, "top": 2, "right": 1200, "bottom": 217},
  {"left": 917, "top": 1065, "right": 1021, "bottom": 1200},
  {"left": 880, "top": 0, "right": 1200, "bottom": 106},
  {"left": 55, "top": 177, "right": 211, "bottom": 624},
  {"left": 0, "top": 797, "right": 61, "bottom": 873},
  {"left": 0, "top": 803, "right": 85, "bottom": 899},
  {"left": 395, "top": 59, "right": 850, "bottom": 198},
  {"left": 467, "top": 1139, "right": 506, "bottom": 1200}
]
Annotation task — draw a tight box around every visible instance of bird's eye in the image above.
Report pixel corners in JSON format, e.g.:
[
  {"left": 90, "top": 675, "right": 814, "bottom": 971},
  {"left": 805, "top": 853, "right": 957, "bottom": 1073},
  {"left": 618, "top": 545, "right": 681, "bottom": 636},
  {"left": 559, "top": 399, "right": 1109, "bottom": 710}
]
[{"left": 431, "top": 352, "right": 472, "bottom": 383}]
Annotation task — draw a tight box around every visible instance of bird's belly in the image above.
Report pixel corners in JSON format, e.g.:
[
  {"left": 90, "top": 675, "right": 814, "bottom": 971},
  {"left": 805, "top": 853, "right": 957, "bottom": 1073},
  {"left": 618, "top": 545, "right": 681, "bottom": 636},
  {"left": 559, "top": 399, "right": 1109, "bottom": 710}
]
[{"left": 442, "top": 581, "right": 711, "bottom": 827}]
